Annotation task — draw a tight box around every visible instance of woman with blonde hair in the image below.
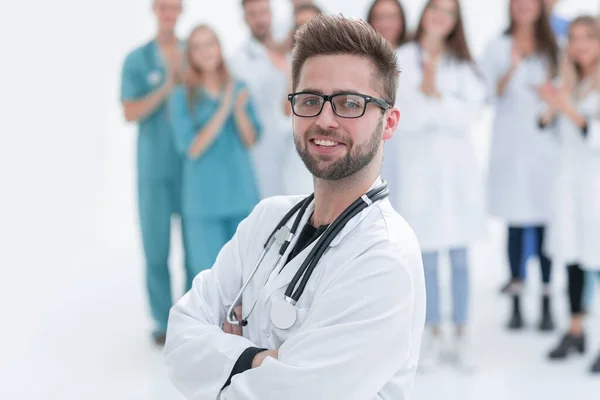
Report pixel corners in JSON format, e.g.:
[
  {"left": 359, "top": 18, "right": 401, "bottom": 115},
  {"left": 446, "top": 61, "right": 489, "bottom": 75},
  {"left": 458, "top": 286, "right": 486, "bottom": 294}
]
[
  {"left": 537, "top": 15, "right": 600, "bottom": 374},
  {"left": 168, "top": 25, "right": 262, "bottom": 289}
]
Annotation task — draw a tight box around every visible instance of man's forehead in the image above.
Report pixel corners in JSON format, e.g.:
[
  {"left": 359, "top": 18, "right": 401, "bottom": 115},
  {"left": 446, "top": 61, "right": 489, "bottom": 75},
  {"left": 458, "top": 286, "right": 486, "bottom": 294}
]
[{"left": 298, "top": 55, "right": 378, "bottom": 94}]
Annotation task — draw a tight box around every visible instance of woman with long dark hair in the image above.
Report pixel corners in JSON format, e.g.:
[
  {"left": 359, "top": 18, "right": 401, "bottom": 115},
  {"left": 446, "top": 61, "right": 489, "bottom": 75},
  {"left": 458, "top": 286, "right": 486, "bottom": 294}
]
[
  {"left": 538, "top": 15, "right": 600, "bottom": 374},
  {"left": 480, "top": 0, "right": 559, "bottom": 332},
  {"left": 366, "top": 0, "right": 407, "bottom": 50},
  {"left": 168, "top": 25, "right": 262, "bottom": 289},
  {"left": 389, "top": 0, "right": 485, "bottom": 372}
]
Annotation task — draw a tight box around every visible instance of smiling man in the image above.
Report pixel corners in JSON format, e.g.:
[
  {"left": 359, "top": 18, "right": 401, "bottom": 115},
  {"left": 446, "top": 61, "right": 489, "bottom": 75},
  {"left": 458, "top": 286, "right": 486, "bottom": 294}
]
[{"left": 164, "top": 15, "right": 425, "bottom": 400}]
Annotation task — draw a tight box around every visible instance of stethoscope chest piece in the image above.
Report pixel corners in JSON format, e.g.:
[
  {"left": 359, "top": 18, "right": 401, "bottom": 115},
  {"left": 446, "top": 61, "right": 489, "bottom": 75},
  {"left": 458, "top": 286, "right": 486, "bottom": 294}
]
[{"left": 270, "top": 298, "right": 297, "bottom": 330}]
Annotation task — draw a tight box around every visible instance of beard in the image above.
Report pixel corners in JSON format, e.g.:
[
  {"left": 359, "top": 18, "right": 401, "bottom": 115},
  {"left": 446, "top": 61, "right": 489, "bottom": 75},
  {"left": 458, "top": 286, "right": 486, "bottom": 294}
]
[{"left": 294, "top": 116, "right": 383, "bottom": 181}]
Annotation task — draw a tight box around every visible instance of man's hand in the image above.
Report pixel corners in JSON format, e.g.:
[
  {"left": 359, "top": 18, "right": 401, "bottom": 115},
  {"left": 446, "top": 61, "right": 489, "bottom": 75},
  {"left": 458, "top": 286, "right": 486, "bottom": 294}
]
[
  {"left": 252, "top": 349, "right": 279, "bottom": 369},
  {"left": 222, "top": 305, "right": 243, "bottom": 336}
]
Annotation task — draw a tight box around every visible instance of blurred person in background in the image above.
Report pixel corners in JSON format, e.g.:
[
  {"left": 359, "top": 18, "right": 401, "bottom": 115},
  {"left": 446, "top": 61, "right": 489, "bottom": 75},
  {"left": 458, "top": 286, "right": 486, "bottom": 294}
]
[
  {"left": 509, "top": 0, "right": 569, "bottom": 309},
  {"left": 480, "top": 0, "right": 559, "bottom": 332},
  {"left": 120, "top": 0, "right": 186, "bottom": 346},
  {"left": 229, "top": 0, "right": 290, "bottom": 199},
  {"left": 537, "top": 15, "right": 600, "bottom": 374},
  {"left": 367, "top": 0, "right": 408, "bottom": 50},
  {"left": 390, "top": 0, "right": 485, "bottom": 372},
  {"left": 367, "top": 0, "right": 408, "bottom": 204},
  {"left": 281, "top": 3, "right": 324, "bottom": 196},
  {"left": 169, "top": 25, "right": 262, "bottom": 291}
]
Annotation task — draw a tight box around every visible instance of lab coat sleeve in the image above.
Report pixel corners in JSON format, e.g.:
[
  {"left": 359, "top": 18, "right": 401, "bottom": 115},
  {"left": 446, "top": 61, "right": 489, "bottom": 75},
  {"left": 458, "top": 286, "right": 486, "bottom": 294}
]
[
  {"left": 120, "top": 51, "right": 144, "bottom": 101},
  {"left": 221, "top": 247, "right": 424, "bottom": 400},
  {"left": 396, "top": 65, "right": 484, "bottom": 135},
  {"left": 587, "top": 117, "right": 600, "bottom": 150},
  {"left": 164, "top": 201, "right": 267, "bottom": 400},
  {"left": 478, "top": 38, "right": 504, "bottom": 105},
  {"left": 395, "top": 80, "right": 436, "bottom": 133},
  {"left": 426, "top": 65, "right": 485, "bottom": 134}
]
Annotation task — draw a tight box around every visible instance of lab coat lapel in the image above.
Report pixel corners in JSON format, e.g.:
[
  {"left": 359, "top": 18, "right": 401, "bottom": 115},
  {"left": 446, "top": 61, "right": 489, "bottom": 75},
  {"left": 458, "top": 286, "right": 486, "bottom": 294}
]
[
  {"left": 329, "top": 177, "right": 384, "bottom": 247},
  {"left": 268, "top": 201, "right": 317, "bottom": 293}
]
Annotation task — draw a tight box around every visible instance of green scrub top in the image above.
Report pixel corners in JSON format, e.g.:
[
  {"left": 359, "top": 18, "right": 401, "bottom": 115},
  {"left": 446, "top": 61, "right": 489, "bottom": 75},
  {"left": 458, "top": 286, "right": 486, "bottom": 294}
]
[
  {"left": 120, "top": 40, "right": 183, "bottom": 181},
  {"left": 168, "top": 82, "right": 262, "bottom": 218}
]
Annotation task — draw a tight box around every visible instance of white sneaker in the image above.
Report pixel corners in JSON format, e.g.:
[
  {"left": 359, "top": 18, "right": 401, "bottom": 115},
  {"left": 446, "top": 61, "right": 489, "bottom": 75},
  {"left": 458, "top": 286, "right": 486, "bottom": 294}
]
[
  {"left": 418, "top": 329, "right": 443, "bottom": 373},
  {"left": 451, "top": 334, "right": 477, "bottom": 373}
]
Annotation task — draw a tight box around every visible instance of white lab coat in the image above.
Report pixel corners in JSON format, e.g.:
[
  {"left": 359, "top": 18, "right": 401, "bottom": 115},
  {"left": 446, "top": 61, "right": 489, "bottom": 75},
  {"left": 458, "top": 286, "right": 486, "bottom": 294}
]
[
  {"left": 545, "top": 90, "right": 600, "bottom": 270},
  {"left": 164, "top": 178, "right": 426, "bottom": 400},
  {"left": 386, "top": 42, "right": 487, "bottom": 251},
  {"left": 228, "top": 39, "right": 290, "bottom": 198},
  {"left": 480, "top": 35, "right": 558, "bottom": 225}
]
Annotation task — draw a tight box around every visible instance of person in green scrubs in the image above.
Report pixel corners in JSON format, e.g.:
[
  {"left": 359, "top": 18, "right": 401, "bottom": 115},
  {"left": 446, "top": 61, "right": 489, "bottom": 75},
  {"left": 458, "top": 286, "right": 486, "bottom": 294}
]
[
  {"left": 120, "top": 0, "right": 186, "bottom": 345},
  {"left": 169, "top": 25, "right": 262, "bottom": 281}
]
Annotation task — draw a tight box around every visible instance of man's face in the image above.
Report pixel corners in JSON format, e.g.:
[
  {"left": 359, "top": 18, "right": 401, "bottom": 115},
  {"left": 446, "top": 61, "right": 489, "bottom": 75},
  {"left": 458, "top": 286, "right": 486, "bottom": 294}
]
[
  {"left": 244, "top": 0, "right": 272, "bottom": 42},
  {"left": 153, "top": 0, "right": 182, "bottom": 32},
  {"left": 291, "top": 55, "right": 399, "bottom": 181}
]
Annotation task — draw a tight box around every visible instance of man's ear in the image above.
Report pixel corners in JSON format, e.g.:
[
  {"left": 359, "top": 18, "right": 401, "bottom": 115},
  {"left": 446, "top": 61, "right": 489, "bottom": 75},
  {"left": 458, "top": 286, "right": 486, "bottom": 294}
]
[{"left": 382, "top": 108, "right": 400, "bottom": 141}]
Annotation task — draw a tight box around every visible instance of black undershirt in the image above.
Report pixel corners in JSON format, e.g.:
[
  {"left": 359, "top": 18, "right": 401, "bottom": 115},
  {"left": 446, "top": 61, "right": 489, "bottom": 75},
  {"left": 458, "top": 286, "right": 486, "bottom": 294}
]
[
  {"left": 222, "top": 219, "right": 329, "bottom": 389},
  {"left": 283, "top": 219, "right": 329, "bottom": 268}
]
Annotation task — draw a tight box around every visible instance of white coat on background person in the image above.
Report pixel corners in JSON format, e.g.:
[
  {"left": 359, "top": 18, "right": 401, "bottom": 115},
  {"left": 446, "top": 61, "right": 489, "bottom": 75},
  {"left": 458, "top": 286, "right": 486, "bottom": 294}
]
[
  {"left": 388, "top": 42, "right": 487, "bottom": 251},
  {"left": 545, "top": 90, "right": 600, "bottom": 269},
  {"left": 480, "top": 35, "right": 559, "bottom": 224},
  {"left": 281, "top": 52, "right": 313, "bottom": 196},
  {"left": 163, "top": 185, "right": 425, "bottom": 400},
  {"left": 229, "top": 38, "right": 290, "bottom": 199},
  {"left": 281, "top": 112, "right": 314, "bottom": 196}
]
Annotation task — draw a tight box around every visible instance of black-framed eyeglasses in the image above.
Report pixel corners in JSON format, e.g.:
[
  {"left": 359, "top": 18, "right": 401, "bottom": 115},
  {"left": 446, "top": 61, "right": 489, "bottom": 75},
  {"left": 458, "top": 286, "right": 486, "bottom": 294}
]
[{"left": 287, "top": 91, "right": 391, "bottom": 118}]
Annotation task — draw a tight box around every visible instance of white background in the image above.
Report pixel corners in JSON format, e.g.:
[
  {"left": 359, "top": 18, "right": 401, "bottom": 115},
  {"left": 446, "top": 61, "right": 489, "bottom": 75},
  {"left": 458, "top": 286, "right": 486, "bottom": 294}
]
[{"left": 0, "top": 0, "right": 598, "bottom": 399}]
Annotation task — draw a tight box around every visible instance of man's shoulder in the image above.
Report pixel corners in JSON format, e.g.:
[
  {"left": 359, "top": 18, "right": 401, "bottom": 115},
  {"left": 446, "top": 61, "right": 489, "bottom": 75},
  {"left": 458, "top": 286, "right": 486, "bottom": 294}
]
[
  {"left": 122, "top": 40, "right": 154, "bottom": 70},
  {"left": 377, "top": 203, "right": 421, "bottom": 253},
  {"left": 249, "top": 195, "right": 308, "bottom": 222}
]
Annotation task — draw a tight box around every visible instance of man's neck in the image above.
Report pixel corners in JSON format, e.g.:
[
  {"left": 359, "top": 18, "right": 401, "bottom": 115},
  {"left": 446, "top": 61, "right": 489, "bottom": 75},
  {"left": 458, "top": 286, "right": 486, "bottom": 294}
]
[
  {"left": 157, "top": 30, "right": 177, "bottom": 46},
  {"left": 311, "top": 165, "right": 380, "bottom": 227}
]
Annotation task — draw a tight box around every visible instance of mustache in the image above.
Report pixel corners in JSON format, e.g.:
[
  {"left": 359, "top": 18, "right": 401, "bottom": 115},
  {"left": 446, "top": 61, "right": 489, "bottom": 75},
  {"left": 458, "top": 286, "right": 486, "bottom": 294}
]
[{"left": 306, "top": 128, "right": 347, "bottom": 143}]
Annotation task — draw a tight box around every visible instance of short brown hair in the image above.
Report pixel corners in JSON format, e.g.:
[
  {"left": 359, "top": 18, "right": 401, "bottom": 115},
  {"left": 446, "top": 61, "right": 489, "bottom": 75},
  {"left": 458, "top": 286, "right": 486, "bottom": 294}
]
[{"left": 291, "top": 14, "right": 399, "bottom": 105}]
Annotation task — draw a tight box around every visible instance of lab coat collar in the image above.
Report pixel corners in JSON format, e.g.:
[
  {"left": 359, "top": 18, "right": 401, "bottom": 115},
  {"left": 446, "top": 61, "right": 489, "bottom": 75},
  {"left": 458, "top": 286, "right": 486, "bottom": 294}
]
[
  {"left": 287, "top": 175, "right": 383, "bottom": 248},
  {"left": 328, "top": 175, "right": 383, "bottom": 247}
]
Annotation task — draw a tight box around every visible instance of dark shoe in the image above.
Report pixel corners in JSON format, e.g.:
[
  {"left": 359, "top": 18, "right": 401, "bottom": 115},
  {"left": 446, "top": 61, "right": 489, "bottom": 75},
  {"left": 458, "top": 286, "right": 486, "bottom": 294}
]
[
  {"left": 538, "top": 295, "right": 555, "bottom": 332},
  {"left": 548, "top": 333, "right": 585, "bottom": 360},
  {"left": 507, "top": 295, "right": 524, "bottom": 330},
  {"left": 591, "top": 351, "right": 600, "bottom": 373},
  {"left": 153, "top": 333, "right": 167, "bottom": 347}
]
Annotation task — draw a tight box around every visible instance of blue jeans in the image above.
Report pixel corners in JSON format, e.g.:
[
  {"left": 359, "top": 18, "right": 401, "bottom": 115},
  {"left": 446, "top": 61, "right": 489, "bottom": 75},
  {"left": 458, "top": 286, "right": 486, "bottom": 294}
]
[{"left": 422, "top": 248, "right": 469, "bottom": 326}]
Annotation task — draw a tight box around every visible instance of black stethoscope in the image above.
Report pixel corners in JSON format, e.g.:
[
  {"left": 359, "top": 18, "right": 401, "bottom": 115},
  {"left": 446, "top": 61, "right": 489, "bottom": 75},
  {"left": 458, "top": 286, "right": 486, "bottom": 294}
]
[{"left": 226, "top": 180, "right": 389, "bottom": 330}]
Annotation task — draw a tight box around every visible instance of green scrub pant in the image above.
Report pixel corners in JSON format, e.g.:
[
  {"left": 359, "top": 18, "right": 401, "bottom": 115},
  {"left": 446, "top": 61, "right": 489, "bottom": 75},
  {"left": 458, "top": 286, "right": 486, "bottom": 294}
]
[
  {"left": 138, "top": 179, "right": 186, "bottom": 337},
  {"left": 182, "top": 214, "right": 248, "bottom": 290}
]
